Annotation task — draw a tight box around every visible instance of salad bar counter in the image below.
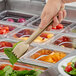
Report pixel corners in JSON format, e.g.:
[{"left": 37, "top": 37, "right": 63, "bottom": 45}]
[
  {"left": 0, "top": 9, "right": 75, "bottom": 76},
  {"left": 0, "top": 0, "right": 75, "bottom": 76}
]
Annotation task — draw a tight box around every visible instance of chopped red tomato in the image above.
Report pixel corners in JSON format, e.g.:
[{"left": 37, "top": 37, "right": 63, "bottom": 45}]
[
  {"left": 0, "top": 64, "right": 9, "bottom": 70},
  {"left": 13, "top": 66, "right": 21, "bottom": 70},
  {"left": 0, "top": 41, "right": 13, "bottom": 48},
  {"left": 52, "top": 24, "right": 64, "bottom": 30},
  {"left": 0, "top": 26, "right": 9, "bottom": 34},
  {"left": 5, "top": 42, "right": 13, "bottom": 47},
  {"left": 0, "top": 64, "right": 31, "bottom": 71},
  {"left": 0, "top": 41, "right": 13, "bottom": 52},
  {"left": 65, "top": 65, "right": 72, "bottom": 72},
  {"left": 52, "top": 27, "right": 57, "bottom": 30},
  {"left": 40, "top": 33, "right": 48, "bottom": 38},
  {"left": 56, "top": 24, "right": 64, "bottom": 29}
]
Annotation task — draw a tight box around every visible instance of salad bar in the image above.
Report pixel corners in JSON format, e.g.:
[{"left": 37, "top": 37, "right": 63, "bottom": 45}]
[
  {"left": 0, "top": 58, "right": 46, "bottom": 76},
  {"left": 0, "top": 0, "right": 75, "bottom": 76},
  {"left": 0, "top": 9, "right": 75, "bottom": 76}
]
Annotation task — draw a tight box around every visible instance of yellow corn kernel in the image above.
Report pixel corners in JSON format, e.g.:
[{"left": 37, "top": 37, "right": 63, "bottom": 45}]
[
  {"left": 47, "top": 33, "right": 54, "bottom": 38},
  {"left": 34, "top": 36, "right": 42, "bottom": 43},
  {"left": 20, "top": 37, "right": 29, "bottom": 40}
]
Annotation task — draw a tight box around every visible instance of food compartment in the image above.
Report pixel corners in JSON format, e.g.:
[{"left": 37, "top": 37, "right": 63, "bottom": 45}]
[
  {"left": 0, "top": 24, "right": 16, "bottom": 36},
  {"left": 0, "top": 39, "right": 35, "bottom": 54},
  {"left": 71, "top": 27, "right": 76, "bottom": 33},
  {"left": 0, "top": 39, "right": 17, "bottom": 53},
  {"left": 30, "top": 49, "right": 67, "bottom": 64},
  {"left": 0, "top": 10, "right": 36, "bottom": 25},
  {"left": 63, "top": 23, "right": 76, "bottom": 34},
  {"left": 11, "top": 28, "right": 54, "bottom": 43},
  {"left": 28, "top": 18, "right": 41, "bottom": 28},
  {"left": 0, "top": 58, "right": 46, "bottom": 73},
  {"left": 52, "top": 35, "right": 76, "bottom": 49},
  {"left": 28, "top": 18, "right": 72, "bottom": 31}
]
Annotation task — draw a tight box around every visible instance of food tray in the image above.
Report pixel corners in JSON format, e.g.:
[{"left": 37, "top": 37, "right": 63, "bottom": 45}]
[
  {"left": 48, "top": 33, "right": 76, "bottom": 50},
  {"left": 0, "top": 39, "right": 18, "bottom": 54},
  {"left": 63, "top": 23, "right": 76, "bottom": 34},
  {"left": 27, "top": 18, "right": 73, "bottom": 33},
  {"left": 0, "top": 10, "right": 38, "bottom": 26},
  {"left": 22, "top": 46, "right": 68, "bottom": 68},
  {"left": 7, "top": 27, "right": 55, "bottom": 45},
  {"left": 0, "top": 21, "right": 19, "bottom": 38},
  {"left": 0, "top": 58, "right": 46, "bottom": 71},
  {"left": 0, "top": 38, "right": 35, "bottom": 55},
  {"left": 27, "top": 18, "right": 40, "bottom": 28}
]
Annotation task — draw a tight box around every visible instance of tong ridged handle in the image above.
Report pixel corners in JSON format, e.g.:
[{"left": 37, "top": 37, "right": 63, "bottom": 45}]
[{"left": 24, "top": 19, "right": 53, "bottom": 44}]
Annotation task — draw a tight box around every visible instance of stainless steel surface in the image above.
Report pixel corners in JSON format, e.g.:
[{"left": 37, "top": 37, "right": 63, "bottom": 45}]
[
  {"left": 7, "top": 0, "right": 44, "bottom": 15},
  {"left": 4, "top": 0, "right": 11, "bottom": 10},
  {"left": 0, "top": 0, "right": 75, "bottom": 22},
  {"left": 65, "top": 7, "right": 76, "bottom": 21},
  {"left": 0, "top": 0, "right": 5, "bottom": 11},
  {"left": 0, "top": 0, "right": 75, "bottom": 76}
]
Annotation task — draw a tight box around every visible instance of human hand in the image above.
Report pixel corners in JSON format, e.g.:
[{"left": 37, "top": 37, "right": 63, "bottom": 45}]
[{"left": 39, "top": 0, "right": 66, "bottom": 31}]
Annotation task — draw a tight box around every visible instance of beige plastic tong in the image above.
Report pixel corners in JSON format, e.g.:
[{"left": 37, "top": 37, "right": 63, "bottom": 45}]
[{"left": 12, "top": 19, "right": 53, "bottom": 58}]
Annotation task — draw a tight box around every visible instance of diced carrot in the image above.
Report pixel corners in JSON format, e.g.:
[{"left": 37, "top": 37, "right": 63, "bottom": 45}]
[
  {"left": 44, "top": 57, "right": 54, "bottom": 63},
  {"left": 67, "top": 62, "right": 72, "bottom": 66},
  {"left": 38, "top": 56, "right": 48, "bottom": 61},
  {"left": 47, "top": 33, "right": 54, "bottom": 38},
  {"left": 31, "top": 53, "right": 41, "bottom": 59}
]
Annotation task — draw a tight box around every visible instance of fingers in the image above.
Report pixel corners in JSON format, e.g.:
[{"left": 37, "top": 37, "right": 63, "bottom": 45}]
[
  {"left": 46, "top": 25, "right": 52, "bottom": 31},
  {"left": 39, "top": 5, "right": 67, "bottom": 31},
  {"left": 39, "top": 14, "right": 51, "bottom": 29},
  {"left": 52, "top": 9, "right": 66, "bottom": 27},
  {"left": 46, "top": 16, "right": 59, "bottom": 31},
  {"left": 53, "top": 16, "right": 59, "bottom": 27},
  {"left": 41, "top": 10, "right": 46, "bottom": 19},
  {"left": 46, "top": 10, "right": 67, "bottom": 31},
  {"left": 63, "top": 10, "right": 67, "bottom": 18},
  {"left": 58, "top": 11, "right": 63, "bottom": 23}
]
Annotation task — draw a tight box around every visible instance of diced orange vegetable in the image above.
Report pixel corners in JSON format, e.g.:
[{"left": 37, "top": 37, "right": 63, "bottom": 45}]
[
  {"left": 47, "top": 33, "right": 54, "bottom": 38},
  {"left": 31, "top": 49, "right": 66, "bottom": 63},
  {"left": 38, "top": 56, "right": 48, "bottom": 61},
  {"left": 31, "top": 53, "right": 41, "bottom": 59},
  {"left": 44, "top": 57, "right": 54, "bottom": 63},
  {"left": 34, "top": 36, "right": 43, "bottom": 42},
  {"left": 67, "top": 62, "right": 72, "bottom": 66}
]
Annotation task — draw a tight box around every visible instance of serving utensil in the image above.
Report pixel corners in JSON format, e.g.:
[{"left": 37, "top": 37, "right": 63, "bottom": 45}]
[{"left": 12, "top": 18, "right": 53, "bottom": 58}]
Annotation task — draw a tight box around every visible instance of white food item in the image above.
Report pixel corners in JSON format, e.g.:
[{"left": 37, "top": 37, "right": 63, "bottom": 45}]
[{"left": 72, "top": 39, "right": 76, "bottom": 48}]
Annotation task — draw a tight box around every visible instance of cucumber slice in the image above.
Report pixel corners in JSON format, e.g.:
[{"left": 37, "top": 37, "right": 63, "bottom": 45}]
[
  {"left": 72, "top": 39, "right": 76, "bottom": 49},
  {"left": 72, "top": 57, "right": 76, "bottom": 63},
  {"left": 71, "top": 29, "right": 76, "bottom": 33}
]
